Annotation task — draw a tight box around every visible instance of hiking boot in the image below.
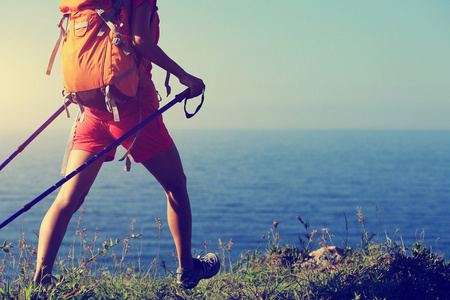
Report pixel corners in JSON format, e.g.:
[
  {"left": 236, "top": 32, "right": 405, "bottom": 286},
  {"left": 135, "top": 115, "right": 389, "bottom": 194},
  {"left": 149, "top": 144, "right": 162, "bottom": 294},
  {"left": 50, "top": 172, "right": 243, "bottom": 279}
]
[{"left": 176, "top": 253, "right": 220, "bottom": 289}]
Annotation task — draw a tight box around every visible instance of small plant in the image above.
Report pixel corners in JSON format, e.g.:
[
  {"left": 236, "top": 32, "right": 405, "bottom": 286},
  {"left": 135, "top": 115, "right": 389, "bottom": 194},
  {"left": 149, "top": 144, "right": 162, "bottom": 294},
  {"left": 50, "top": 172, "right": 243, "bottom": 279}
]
[{"left": 1, "top": 239, "right": 13, "bottom": 254}]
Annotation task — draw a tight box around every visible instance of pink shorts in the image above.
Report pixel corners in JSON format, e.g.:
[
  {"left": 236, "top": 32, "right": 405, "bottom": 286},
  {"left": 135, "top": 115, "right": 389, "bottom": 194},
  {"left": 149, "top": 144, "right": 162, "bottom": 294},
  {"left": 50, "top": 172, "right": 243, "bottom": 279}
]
[{"left": 72, "top": 100, "right": 173, "bottom": 163}]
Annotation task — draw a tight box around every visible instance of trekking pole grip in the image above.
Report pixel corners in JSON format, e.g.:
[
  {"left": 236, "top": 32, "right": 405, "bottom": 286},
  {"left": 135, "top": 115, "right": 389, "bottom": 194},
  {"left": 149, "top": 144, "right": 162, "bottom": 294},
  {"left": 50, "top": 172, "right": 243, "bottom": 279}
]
[{"left": 175, "top": 88, "right": 191, "bottom": 102}]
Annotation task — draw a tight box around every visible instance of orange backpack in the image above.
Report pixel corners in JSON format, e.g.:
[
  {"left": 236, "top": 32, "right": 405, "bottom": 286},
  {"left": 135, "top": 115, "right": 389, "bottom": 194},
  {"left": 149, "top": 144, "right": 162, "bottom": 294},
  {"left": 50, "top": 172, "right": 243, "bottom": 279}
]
[{"left": 47, "top": 0, "right": 139, "bottom": 121}]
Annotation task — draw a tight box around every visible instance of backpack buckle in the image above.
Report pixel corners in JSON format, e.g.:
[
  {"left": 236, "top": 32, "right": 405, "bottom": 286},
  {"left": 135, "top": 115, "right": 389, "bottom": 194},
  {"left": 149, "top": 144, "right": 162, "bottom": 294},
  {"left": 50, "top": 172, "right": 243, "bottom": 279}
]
[{"left": 111, "top": 37, "right": 121, "bottom": 45}]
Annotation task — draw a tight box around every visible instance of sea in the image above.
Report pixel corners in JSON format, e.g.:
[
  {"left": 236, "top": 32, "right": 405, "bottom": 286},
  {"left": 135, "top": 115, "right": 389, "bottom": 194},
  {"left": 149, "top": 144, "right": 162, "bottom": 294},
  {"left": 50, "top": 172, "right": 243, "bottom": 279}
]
[{"left": 1, "top": 129, "right": 449, "bottom": 271}]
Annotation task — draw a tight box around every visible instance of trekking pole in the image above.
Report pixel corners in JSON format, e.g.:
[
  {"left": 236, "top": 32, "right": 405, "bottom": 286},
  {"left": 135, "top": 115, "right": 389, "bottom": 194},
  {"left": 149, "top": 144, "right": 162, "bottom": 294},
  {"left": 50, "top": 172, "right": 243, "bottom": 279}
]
[
  {"left": 0, "top": 88, "right": 202, "bottom": 230},
  {"left": 0, "top": 100, "right": 71, "bottom": 172}
]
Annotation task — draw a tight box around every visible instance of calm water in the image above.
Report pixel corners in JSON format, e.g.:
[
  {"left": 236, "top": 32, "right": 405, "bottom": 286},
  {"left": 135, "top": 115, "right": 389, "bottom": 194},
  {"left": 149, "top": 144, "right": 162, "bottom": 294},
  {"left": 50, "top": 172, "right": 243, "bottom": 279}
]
[{"left": 1, "top": 129, "right": 449, "bottom": 269}]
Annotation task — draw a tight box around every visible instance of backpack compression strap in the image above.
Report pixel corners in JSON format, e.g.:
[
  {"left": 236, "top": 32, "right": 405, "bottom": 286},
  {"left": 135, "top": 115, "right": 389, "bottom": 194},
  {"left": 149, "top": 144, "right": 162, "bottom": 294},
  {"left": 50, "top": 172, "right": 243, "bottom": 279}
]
[
  {"left": 46, "top": 15, "right": 68, "bottom": 75},
  {"left": 95, "top": 0, "right": 134, "bottom": 57}
]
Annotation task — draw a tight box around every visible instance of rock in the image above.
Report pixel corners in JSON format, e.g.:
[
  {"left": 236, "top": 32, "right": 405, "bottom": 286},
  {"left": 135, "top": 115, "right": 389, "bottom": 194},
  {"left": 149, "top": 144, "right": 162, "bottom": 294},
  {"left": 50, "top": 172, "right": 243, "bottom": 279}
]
[{"left": 301, "top": 246, "right": 346, "bottom": 269}]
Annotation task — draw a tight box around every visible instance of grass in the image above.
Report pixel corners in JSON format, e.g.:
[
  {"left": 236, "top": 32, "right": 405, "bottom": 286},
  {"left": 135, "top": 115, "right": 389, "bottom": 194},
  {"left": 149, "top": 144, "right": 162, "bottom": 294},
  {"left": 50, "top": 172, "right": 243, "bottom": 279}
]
[{"left": 1, "top": 206, "right": 450, "bottom": 300}]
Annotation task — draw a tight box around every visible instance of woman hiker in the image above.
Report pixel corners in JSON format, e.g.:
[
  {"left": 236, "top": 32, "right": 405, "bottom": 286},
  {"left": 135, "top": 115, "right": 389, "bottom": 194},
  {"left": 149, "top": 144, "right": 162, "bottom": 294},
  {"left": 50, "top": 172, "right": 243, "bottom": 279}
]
[{"left": 33, "top": 0, "right": 220, "bottom": 289}]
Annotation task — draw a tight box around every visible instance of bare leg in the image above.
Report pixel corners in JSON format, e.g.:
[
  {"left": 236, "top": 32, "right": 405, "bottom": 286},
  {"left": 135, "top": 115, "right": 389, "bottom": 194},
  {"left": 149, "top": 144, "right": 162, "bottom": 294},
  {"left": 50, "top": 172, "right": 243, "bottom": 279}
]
[
  {"left": 142, "top": 143, "right": 194, "bottom": 270},
  {"left": 34, "top": 150, "right": 105, "bottom": 284}
]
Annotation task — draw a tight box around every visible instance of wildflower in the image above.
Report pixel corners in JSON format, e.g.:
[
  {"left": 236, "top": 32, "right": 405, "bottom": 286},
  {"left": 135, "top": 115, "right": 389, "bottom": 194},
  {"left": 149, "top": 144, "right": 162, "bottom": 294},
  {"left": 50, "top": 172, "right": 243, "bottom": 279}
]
[
  {"left": 357, "top": 206, "right": 364, "bottom": 223},
  {"left": 155, "top": 218, "right": 162, "bottom": 232},
  {"left": 273, "top": 220, "right": 278, "bottom": 230},
  {"left": 227, "top": 239, "right": 233, "bottom": 251}
]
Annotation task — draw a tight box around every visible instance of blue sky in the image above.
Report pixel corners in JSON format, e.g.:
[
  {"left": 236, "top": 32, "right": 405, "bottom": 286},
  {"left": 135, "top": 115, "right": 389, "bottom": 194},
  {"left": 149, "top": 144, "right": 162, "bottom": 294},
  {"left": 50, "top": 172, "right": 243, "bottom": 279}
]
[{"left": 1, "top": 1, "right": 449, "bottom": 131}]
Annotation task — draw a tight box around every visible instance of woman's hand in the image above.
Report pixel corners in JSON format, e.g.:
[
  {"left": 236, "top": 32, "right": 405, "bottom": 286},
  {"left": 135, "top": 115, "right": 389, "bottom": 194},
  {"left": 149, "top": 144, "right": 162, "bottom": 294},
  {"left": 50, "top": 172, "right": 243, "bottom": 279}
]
[{"left": 179, "top": 72, "right": 205, "bottom": 99}]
